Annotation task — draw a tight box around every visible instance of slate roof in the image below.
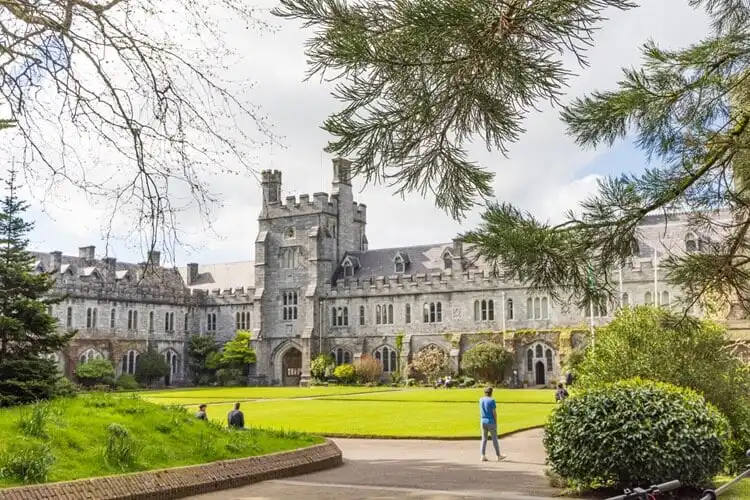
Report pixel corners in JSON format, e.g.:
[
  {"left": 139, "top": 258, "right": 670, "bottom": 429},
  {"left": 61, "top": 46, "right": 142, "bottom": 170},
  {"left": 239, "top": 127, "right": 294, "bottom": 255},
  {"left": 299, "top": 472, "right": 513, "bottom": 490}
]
[
  {"left": 178, "top": 261, "right": 255, "bottom": 292},
  {"left": 29, "top": 251, "right": 186, "bottom": 289},
  {"left": 338, "top": 243, "right": 459, "bottom": 280}
]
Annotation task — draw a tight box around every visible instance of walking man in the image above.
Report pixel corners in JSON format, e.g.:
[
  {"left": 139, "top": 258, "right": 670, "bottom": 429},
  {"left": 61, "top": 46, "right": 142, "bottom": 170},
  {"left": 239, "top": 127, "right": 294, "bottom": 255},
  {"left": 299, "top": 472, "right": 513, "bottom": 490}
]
[{"left": 479, "top": 386, "right": 506, "bottom": 462}]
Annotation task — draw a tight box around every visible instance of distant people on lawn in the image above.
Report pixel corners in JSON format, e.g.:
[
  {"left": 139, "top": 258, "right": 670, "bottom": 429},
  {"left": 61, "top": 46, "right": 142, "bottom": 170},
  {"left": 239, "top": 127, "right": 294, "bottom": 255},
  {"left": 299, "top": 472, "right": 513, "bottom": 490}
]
[
  {"left": 555, "top": 383, "right": 569, "bottom": 402},
  {"left": 228, "top": 402, "right": 245, "bottom": 429},
  {"left": 195, "top": 404, "right": 208, "bottom": 420},
  {"left": 479, "top": 386, "right": 506, "bottom": 462},
  {"left": 565, "top": 371, "right": 574, "bottom": 386}
]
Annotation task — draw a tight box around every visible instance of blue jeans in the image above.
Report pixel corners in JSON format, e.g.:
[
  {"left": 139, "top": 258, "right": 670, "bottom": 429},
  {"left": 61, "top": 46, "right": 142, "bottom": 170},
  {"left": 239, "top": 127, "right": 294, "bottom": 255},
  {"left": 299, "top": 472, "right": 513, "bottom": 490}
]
[{"left": 480, "top": 422, "right": 500, "bottom": 456}]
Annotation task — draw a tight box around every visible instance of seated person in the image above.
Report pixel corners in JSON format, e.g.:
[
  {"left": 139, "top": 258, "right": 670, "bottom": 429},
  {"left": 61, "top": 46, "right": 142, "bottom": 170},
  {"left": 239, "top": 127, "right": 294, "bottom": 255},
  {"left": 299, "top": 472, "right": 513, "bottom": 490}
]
[
  {"left": 195, "top": 404, "right": 208, "bottom": 420},
  {"left": 227, "top": 402, "right": 245, "bottom": 429}
]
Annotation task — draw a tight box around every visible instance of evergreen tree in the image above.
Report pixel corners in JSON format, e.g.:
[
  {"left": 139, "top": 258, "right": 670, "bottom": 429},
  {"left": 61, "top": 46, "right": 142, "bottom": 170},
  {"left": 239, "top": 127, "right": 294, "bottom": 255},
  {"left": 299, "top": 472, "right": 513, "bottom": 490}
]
[
  {"left": 458, "top": 2, "right": 750, "bottom": 315},
  {"left": 0, "top": 170, "right": 74, "bottom": 406},
  {"left": 134, "top": 347, "right": 170, "bottom": 388},
  {"left": 272, "top": 0, "right": 636, "bottom": 219},
  {"left": 186, "top": 334, "right": 219, "bottom": 385}
]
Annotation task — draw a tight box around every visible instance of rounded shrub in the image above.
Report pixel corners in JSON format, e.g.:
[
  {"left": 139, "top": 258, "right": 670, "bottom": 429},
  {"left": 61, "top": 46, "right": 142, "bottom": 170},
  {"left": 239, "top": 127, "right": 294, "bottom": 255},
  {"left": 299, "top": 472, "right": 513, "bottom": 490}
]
[
  {"left": 544, "top": 378, "right": 729, "bottom": 490},
  {"left": 333, "top": 364, "right": 356, "bottom": 384}
]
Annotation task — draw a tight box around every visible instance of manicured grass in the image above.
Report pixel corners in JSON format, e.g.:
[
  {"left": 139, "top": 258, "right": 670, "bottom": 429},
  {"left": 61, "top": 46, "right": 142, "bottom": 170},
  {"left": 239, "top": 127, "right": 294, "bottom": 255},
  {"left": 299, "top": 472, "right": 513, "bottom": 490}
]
[
  {"left": 714, "top": 476, "right": 749, "bottom": 500},
  {"left": 185, "top": 399, "right": 552, "bottom": 438},
  {"left": 322, "top": 388, "right": 556, "bottom": 404},
  {"left": 139, "top": 385, "right": 394, "bottom": 404},
  {"left": 0, "top": 395, "right": 322, "bottom": 487}
]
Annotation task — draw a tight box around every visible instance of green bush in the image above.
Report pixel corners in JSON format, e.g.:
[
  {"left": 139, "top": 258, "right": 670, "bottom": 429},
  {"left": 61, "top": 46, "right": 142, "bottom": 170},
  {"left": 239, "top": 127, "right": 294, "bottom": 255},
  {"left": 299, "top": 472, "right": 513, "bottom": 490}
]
[
  {"left": 17, "top": 403, "right": 51, "bottom": 439},
  {"left": 0, "top": 358, "right": 64, "bottom": 407},
  {"left": 216, "top": 368, "right": 244, "bottom": 386},
  {"left": 103, "top": 423, "right": 138, "bottom": 470},
  {"left": 575, "top": 306, "right": 750, "bottom": 472},
  {"left": 460, "top": 342, "right": 512, "bottom": 384},
  {"left": 544, "top": 378, "right": 728, "bottom": 490},
  {"left": 75, "top": 359, "right": 116, "bottom": 388},
  {"left": 310, "top": 354, "right": 335, "bottom": 381},
  {"left": 0, "top": 441, "right": 55, "bottom": 484},
  {"left": 115, "top": 374, "right": 140, "bottom": 391},
  {"left": 355, "top": 355, "right": 382, "bottom": 384},
  {"left": 333, "top": 364, "right": 356, "bottom": 384},
  {"left": 53, "top": 377, "right": 78, "bottom": 399}
]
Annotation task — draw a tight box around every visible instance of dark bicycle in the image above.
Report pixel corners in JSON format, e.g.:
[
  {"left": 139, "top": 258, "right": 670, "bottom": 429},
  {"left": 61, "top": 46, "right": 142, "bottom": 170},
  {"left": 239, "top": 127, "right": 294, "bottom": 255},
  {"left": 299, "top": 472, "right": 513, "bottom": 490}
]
[{"left": 605, "top": 480, "right": 681, "bottom": 500}]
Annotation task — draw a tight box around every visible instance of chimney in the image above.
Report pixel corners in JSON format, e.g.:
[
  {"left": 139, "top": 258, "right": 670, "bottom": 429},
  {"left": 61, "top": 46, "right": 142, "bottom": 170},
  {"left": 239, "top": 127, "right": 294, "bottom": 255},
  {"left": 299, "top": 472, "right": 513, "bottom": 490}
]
[
  {"left": 49, "top": 251, "right": 62, "bottom": 270},
  {"left": 147, "top": 250, "right": 161, "bottom": 266},
  {"left": 187, "top": 262, "right": 199, "bottom": 285},
  {"left": 79, "top": 245, "right": 95, "bottom": 261}
]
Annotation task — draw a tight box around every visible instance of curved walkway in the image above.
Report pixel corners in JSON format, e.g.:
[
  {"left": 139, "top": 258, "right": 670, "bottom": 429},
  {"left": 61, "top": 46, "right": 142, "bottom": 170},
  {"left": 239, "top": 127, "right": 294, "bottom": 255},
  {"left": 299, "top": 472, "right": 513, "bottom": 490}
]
[{"left": 188, "top": 428, "right": 563, "bottom": 500}]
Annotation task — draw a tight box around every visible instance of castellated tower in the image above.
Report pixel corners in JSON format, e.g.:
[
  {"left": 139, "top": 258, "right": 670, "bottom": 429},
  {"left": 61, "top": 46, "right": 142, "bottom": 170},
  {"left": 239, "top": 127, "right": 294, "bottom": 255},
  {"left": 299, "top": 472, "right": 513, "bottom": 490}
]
[{"left": 253, "top": 159, "right": 367, "bottom": 385}]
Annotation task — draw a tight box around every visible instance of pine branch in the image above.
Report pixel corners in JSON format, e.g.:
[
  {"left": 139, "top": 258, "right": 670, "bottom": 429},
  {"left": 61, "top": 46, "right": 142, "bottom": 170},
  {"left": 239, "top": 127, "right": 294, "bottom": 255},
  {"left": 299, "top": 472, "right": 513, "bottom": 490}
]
[
  {"left": 274, "top": 0, "right": 637, "bottom": 219},
  {"left": 464, "top": 23, "right": 750, "bottom": 315}
]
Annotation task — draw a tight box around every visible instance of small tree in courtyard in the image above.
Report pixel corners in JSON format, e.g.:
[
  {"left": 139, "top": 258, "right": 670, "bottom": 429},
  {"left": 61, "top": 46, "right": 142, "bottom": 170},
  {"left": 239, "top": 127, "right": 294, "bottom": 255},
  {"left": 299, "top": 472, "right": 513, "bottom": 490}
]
[
  {"left": 214, "top": 331, "right": 257, "bottom": 386},
  {"left": 310, "top": 353, "right": 335, "bottom": 382},
  {"left": 460, "top": 343, "right": 512, "bottom": 384},
  {"left": 75, "top": 359, "right": 116, "bottom": 388},
  {"left": 0, "top": 170, "right": 74, "bottom": 406},
  {"left": 355, "top": 355, "right": 382, "bottom": 384},
  {"left": 409, "top": 345, "right": 450, "bottom": 383},
  {"left": 187, "top": 335, "right": 219, "bottom": 385},
  {"left": 576, "top": 306, "right": 750, "bottom": 473},
  {"left": 134, "top": 348, "right": 170, "bottom": 387}
]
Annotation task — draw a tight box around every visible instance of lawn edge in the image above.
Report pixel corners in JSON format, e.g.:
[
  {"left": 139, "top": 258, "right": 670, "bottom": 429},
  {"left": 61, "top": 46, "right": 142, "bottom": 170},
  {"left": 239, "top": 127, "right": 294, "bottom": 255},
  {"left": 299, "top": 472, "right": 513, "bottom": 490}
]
[
  {"left": 0, "top": 439, "right": 342, "bottom": 499},
  {"left": 317, "top": 424, "right": 545, "bottom": 441}
]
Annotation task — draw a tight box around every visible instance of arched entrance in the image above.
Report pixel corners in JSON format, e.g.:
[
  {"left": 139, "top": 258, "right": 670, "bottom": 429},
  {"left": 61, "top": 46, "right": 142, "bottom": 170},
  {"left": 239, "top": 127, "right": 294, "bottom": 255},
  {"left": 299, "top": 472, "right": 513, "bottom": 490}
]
[
  {"left": 282, "top": 348, "right": 302, "bottom": 386},
  {"left": 535, "top": 361, "right": 546, "bottom": 386}
]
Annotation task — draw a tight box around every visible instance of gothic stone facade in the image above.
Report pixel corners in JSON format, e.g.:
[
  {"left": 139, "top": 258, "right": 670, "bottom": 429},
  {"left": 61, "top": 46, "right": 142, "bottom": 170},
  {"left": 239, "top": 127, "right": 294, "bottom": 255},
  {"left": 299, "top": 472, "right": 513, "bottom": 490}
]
[{"left": 37, "top": 159, "right": 738, "bottom": 387}]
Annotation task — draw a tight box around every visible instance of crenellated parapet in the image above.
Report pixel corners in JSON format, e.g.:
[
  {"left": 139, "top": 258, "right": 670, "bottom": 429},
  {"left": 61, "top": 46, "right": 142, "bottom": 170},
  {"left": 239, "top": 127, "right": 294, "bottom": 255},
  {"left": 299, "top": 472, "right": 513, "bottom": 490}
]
[
  {"left": 325, "top": 258, "right": 675, "bottom": 299},
  {"left": 264, "top": 191, "right": 337, "bottom": 217},
  {"left": 189, "top": 287, "right": 256, "bottom": 306},
  {"left": 50, "top": 282, "right": 194, "bottom": 305}
]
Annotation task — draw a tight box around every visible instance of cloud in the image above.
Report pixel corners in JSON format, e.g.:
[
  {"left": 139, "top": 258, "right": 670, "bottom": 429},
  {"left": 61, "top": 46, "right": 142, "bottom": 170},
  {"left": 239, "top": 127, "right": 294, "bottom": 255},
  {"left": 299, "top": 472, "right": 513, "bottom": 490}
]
[{"left": 15, "top": 0, "right": 710, "bottom": 265}]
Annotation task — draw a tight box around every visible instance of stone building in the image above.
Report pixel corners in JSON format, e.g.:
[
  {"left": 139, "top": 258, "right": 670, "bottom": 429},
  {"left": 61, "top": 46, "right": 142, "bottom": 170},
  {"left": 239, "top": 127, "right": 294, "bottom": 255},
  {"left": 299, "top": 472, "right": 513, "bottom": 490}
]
[{"left": 36, "top": 159, "right": 740, "bottom": 387}]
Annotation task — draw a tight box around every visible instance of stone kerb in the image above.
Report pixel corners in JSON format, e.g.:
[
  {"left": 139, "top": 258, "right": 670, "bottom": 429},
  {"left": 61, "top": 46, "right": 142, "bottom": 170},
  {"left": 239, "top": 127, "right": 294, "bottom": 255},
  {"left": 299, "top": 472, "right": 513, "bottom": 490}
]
[{"left": 0, "top": 440, "right": 342, "bottom": 500}]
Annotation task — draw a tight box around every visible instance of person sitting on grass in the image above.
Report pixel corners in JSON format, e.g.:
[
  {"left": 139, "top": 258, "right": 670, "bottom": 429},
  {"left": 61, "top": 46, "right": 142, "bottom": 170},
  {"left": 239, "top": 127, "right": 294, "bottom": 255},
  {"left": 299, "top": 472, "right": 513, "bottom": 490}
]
[
  {"left": 195, "top": 404, "right": 208, "bottom": 420},
  {"left": 227, "top": 402, "right": 245, "bottom": 429},
  {"left": 555, "top": 383, "right": 569, "bottom": 402}
]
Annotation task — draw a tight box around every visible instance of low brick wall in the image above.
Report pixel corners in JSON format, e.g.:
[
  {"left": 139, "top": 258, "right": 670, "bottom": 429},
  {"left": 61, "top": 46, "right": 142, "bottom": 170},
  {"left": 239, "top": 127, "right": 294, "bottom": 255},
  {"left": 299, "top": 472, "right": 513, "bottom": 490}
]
[{"left": 0, "top": 440, "right": 342, "bottom": 500}]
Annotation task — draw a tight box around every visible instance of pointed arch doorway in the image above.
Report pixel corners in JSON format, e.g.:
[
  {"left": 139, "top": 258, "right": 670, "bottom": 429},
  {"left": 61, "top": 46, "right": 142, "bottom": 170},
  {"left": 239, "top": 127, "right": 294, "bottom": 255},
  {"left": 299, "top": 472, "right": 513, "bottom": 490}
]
[
  {"left": 282, "top": 347, "right": 302, "bottom": 386},
  {"left": 535, "top": 361, "right": 546, "bottom": 386}
]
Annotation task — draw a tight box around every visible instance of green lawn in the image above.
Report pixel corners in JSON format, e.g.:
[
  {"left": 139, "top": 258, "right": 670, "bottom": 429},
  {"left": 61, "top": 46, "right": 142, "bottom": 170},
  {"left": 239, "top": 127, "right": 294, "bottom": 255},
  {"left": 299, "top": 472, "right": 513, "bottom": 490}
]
[
  {"left": 714, "top": 476, "right": 750, "bottom": 500},
  {"left": 138, "top": 387, "right": 556, "bottom": 438},
  {"left": 322, "top": 388, "right": 556, "bottom": 404},
  {"left": 139, "top": 385, "right": 394, "bottom": 404},
  {"left": 0, "top": 395, "right": 321, "bottom": 487},
  {"left": 184, "top": 399, "right": 552, "bottom": 438}
]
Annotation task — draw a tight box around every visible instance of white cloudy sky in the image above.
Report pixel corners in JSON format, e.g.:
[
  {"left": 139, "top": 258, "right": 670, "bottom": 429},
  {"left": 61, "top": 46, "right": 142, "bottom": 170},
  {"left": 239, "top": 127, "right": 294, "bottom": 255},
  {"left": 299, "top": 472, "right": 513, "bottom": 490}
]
[{"left": 19, "top": 1, "right": 709, "bottom": 266}]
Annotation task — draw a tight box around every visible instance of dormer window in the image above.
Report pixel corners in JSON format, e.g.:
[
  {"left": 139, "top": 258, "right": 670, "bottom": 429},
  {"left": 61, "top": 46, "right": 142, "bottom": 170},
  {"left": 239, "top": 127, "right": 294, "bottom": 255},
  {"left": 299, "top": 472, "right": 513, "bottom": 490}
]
[
  {"left": 394, "top": 256, "right": 405, "bottom": 274},
  {"left": 443, "top": 251, "right": 453, "bottom": 270},
  {"left": 393, "top": 251, "right": 410, "bottom": 274},
  {"left": 630, "top": 240, "right": 640, "bottom": 257},
  {"left": 686, "top": 232, "right": 697, "bottom": 253},
  {"left": 343, "top": 261, "right": 354, "bottom": 277}
]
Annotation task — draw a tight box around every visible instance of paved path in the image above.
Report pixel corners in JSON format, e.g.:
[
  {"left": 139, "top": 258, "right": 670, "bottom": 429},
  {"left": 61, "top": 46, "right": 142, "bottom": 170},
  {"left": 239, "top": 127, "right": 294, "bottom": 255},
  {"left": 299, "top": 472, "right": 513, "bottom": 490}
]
[{"left": 189, "top": 429, "right": 562, "bottom": 500}]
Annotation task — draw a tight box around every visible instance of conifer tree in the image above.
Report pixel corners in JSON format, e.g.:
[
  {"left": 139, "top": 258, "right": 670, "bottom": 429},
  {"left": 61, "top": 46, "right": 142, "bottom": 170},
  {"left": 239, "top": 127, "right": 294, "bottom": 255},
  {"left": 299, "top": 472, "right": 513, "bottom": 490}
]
[
  {"left": 0, "top": 170, "right": 74, "bottom": 406},
  {"left": 272, "top": 0, "right": 636, "bottom": 219},
  {"left": 460, "top": 1, "right": 750, "bottom": 315}
]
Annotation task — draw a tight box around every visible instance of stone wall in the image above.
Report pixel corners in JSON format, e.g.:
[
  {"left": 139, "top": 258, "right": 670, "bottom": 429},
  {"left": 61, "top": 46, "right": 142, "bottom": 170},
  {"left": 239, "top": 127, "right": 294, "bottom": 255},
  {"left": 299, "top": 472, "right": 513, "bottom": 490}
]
[{"left": 0, "top": 440, "right": 342, "bottom": 500}]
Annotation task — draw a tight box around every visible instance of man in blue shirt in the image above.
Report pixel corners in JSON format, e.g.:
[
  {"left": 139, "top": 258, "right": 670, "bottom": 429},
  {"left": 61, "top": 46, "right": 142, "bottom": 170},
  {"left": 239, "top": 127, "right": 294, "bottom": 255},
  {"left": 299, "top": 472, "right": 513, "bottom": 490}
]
[{"left": 479, "top": 386, "right": 506, "bottom": 461}]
